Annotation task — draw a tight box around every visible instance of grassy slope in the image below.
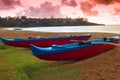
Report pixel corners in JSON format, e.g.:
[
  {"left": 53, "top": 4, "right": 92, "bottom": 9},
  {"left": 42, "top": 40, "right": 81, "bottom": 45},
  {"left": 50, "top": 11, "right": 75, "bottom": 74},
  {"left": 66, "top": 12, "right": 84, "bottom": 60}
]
[{"left": 0, "top": 44, "right": 81, "bottom": 80}]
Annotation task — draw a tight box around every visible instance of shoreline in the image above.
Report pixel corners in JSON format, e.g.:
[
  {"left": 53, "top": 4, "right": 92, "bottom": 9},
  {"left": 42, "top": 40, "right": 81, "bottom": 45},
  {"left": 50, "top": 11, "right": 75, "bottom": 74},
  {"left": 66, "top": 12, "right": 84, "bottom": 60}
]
[
  {"left": 0, "top": 29, "right": 118, "bottom": 39},
  {"left": 3, "top": 25, "right": 120, "bottom": 34},
  {"left": 0, "top": 29, "right": 120, "bottom": 80}
]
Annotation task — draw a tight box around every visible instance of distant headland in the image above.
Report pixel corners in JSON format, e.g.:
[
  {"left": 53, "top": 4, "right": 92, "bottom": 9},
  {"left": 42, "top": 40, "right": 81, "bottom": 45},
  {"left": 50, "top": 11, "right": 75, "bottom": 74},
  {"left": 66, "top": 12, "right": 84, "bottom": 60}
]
[{"left": 0, "top": 16, "right": 104, "bottom": 27}]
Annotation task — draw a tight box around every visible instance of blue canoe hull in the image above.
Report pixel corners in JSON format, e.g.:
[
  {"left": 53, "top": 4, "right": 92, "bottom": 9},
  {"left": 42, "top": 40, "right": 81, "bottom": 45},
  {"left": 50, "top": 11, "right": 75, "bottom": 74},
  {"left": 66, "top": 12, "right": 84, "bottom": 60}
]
[
  {"left": 30, "top": 35, "right": 120, "bottom": 61},
  {"left": 0, "top": 34, "right": 91, "bottom": 48}
]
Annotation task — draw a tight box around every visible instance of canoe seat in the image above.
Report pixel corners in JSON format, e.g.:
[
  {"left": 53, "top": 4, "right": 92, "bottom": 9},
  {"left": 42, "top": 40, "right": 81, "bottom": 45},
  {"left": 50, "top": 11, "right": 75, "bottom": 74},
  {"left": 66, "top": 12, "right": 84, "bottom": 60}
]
[
  {"left": 52, "top": 45, "right": 63, "bottom": 48},
  {"left": 79, "top": 41, "right": 91, "bottom": 45},
  {"left": 103, "top": 38, "right": 107, "bottom": 41},
  {"left": 103, "top": 38, "right": 116, "bottom": 42},
  {"left": 109, "top": 38, "right": 118, "bottom": 41}
]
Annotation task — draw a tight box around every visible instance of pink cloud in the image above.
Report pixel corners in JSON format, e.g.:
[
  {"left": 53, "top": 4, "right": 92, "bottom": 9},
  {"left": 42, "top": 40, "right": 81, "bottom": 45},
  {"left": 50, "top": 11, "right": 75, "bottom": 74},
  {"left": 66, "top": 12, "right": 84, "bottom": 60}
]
[
  {"left": 17, "top": 1, "right": 63, "bottom": 18},
  {"left": 92, "top": 0, "right": 120, "bottom": 5},
  {"left": 61, "top": 0, "right": 77, "bottom": 7},
  {"left": 0, "top": 0, "right": 120, "bottom": 25},
  {"left": 0, "top": 0, "right": 21, "bottom": 10},
  {"left": 114, "top": 7, "right": 120, "bottom": 15},
  {"left": 80, "top": 2, "right": 98, "bottom": 16}
]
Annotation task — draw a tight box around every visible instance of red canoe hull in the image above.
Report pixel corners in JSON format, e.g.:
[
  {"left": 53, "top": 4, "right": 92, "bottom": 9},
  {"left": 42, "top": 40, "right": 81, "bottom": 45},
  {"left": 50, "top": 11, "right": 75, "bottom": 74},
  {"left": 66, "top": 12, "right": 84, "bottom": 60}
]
[
  {"left": 5, "top": 36, "right": 90, "bottom": 48},
  {"left": 36, "top": 40, "right": 119, "bottom": 61}
]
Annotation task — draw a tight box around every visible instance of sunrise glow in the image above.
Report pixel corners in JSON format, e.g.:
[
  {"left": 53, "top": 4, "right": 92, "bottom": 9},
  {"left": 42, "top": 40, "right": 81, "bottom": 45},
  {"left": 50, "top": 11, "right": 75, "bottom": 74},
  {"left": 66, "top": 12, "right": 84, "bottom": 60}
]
[{"left": 0, "top": 0, "right": 120, "bottom": 25}]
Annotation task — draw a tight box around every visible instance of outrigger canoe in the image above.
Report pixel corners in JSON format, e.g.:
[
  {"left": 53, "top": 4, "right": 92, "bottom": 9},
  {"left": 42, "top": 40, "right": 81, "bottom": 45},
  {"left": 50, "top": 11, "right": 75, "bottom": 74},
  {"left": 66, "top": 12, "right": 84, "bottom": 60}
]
[
  {"left": 0, "top": 34, "right": 91, "bottom": 48},
  {"left": 30, "top": 35, "right": 120, "bottom": 61}
]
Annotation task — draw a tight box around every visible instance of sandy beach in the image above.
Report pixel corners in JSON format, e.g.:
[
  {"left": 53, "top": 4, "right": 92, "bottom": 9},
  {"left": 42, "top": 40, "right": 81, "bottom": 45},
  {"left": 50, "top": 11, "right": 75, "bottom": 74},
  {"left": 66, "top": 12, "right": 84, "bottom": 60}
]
[{"left": 0, "top": 29, "right": 120, "bottom": 80}]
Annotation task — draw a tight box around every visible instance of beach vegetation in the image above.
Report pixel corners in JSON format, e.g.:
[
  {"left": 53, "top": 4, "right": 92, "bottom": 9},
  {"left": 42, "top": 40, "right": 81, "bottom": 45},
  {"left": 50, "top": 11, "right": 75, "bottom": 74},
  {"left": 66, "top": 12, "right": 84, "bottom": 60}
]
[{"left": 0, "top": 16, "right": 103, "bottom": 27}]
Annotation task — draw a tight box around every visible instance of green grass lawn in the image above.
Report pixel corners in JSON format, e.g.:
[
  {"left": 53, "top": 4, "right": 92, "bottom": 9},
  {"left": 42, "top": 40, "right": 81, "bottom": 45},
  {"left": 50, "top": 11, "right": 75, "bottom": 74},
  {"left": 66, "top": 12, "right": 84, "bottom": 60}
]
[{"left": 0, "top": 44, "right": 81, "bottom": 80}]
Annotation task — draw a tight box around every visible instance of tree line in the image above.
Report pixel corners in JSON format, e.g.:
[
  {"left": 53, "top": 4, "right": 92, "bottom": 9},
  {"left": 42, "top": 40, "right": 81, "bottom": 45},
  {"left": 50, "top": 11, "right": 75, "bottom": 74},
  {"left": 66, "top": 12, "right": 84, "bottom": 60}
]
[{"left": 0, "top": 16, "right": 103, "bottom": 27}]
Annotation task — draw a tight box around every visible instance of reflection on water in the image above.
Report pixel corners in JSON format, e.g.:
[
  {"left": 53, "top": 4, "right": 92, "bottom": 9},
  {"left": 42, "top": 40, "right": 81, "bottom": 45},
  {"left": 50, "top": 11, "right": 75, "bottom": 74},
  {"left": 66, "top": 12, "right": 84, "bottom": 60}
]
[{"left": 6, "top": 25, "right": 120, "bottom": 34}]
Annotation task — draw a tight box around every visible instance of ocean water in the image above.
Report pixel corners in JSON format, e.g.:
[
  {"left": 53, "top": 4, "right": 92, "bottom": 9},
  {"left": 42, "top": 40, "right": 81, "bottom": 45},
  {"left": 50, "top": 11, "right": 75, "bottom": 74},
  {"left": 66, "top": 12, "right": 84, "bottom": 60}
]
[{"left": 6, "top": 25, "right": 120, "bottom": 34}]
